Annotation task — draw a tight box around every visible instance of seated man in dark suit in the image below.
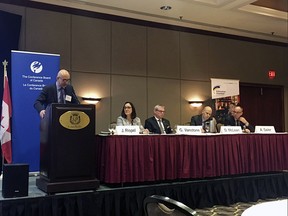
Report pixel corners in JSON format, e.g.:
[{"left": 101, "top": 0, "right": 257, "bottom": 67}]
[
  {"left": 144, "top": 105, "right": 172, "bottom": 134},
  {"left": 34, "top": 69, "right": 80, "bottom": 118},
  {"left": 224, "top": 104, "right": 254, "bottom": 132},
  {"left": 190, "top": 106, "right": 217, "bottom": 132}
]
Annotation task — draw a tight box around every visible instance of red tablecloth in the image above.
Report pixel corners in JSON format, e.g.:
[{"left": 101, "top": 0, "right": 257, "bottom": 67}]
[{"left": 95, "top": 133, "right": 288, "bottom": 183}]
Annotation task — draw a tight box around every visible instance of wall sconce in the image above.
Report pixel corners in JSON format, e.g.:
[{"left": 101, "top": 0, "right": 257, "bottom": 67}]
[
  {"left": 82, "top": 97, "right": 101, "bottom": 104},
  {"left": 189, "top": 101, "right": 203, "bottom": 107}
]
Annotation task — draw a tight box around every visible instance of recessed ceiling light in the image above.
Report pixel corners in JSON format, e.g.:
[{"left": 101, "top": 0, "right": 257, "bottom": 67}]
[{"left": 160, "top": 6, "right": 172, "bottom": 10}]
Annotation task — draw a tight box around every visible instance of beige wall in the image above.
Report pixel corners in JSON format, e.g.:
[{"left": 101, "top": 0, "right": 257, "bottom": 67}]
[{"left": 1, "top": 3, "right": 288, "bottom": 133}]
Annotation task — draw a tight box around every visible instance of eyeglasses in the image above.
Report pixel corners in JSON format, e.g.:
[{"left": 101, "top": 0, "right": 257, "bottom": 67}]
[
  {"left": 233, "top": 111, "right": 242, "bottom": 114},
  {"left": 157, "top": 110, "right": 165, "bottom": 113},
  {"left": 60, "top": 77, "right": 70, "bottom": 82},
  {"left": 124, "top": 106, "right": 132, "bottom": 109}
]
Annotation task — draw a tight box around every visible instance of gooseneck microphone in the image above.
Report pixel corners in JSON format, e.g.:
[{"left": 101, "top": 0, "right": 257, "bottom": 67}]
[{"left": 71, "top": 89, "right": 80, "bottom": 104}]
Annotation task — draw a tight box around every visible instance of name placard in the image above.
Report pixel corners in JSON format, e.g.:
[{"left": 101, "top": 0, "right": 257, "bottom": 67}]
[
  {"left": 220, "top": 126, "right": 243, "bottom": 134},
  {"left": 116, "top": 125, "right": 140, "bottom": 135},
  {"left": 176, "top": 125, "right": 203, "bottom": 135},
  {"left": 254, "top": 126, "right": 276, "bottom": 133}
]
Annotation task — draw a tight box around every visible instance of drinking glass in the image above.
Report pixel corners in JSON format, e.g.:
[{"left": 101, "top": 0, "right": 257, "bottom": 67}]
[
  {"left": 108, "top": 123, "right": 117, "bottom": 135},
  {"left": 204, "top": 122, "right": 210, "bottom": 133}
]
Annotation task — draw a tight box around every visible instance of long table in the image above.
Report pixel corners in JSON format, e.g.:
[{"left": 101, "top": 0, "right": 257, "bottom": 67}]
[{"left": 95, "top": 133, "right": 288, "bottom": 184}]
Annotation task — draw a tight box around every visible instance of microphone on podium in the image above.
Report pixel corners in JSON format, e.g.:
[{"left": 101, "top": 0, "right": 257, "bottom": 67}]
[{"left": 71, "top": 90, "right": 80, "bottom": 104}]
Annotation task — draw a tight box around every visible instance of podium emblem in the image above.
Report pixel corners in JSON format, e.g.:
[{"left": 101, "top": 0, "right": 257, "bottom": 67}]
[
  {"left": 59, "top": 111, "right": 90, "bottom": 130},
  {"left": 70, "top": 113, "right": 81, "bottom": 124}
]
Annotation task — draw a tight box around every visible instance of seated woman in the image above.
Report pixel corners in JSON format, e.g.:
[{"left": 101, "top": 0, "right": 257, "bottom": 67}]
[{"left": 117, "top": 101, "right": 148, "bottom": 134}]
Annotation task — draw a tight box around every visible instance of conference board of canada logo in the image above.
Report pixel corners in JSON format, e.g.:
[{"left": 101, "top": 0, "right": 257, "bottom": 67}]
[
  {"left": 212, "top": 85, "right": 226, "bottom": 96},
  {"left": 30, "top": 61, "right": 43, "bottom": 74}
]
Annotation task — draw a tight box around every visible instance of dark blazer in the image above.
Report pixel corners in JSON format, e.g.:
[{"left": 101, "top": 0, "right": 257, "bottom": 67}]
[
  {"left": 34, "top": 83, "right": 79, "bottom": 113},
  {"left": 224, "top": 115, "right": 254, "bottom": 132},
  {"left": 144, "top": 117, "right": 172, "bottom": 134},
  {"left": 190, "top": 114, "right": 206, "bottom": 126}
]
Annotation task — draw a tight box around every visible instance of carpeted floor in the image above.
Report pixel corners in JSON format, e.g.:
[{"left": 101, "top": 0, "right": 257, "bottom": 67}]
[{"left": 195, "top": 198, "right": 287, "bottom": 216}]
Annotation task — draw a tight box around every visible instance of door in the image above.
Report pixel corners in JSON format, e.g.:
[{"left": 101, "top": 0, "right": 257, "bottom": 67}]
[{"left": 239, "top": 83, "right": 284, "bottom": 132}]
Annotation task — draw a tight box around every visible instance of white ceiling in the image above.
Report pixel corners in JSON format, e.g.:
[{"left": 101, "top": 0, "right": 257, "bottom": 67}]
[{"left": 32, "top": 0, "right": 288, "bottom": 43}]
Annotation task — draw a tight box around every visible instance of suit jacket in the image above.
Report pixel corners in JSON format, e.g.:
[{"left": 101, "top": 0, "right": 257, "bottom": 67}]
[
  {"left": 34, "top": 83, "right": 79, "bottom": 113},
  {"left": 190, "top": 114, "right": 218, "bottom": 132},
  {"left": 116, "top": 116, "right": 145, "bottom": 132},
  {"left": 190, "top": 114, "right": 206, "bottom": 126},
  {"left": 224, "top": 115, "right": 254, "bottom": 132},
  {"left": 144, "top": 117, "right": 172, "bottom": 134}
]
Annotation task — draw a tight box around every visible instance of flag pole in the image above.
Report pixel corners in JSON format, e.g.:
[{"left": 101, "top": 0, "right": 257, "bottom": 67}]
[
  {"left": 1, "top": 59, "right": 13, "bottom": 164},
  {"left": 2, "top": 60, "right": 8, "bottom": 168},
  {"left": 3, "top": 60, "right": 8, "bottom": 86},
  {"left": 1, "top": 60, "right": 8, "bottom": 175}
]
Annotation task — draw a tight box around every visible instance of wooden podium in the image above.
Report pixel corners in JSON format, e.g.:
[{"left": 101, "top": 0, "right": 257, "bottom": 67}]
[{"left": 36, "top": 104, "right": 99, "bottom": 194}]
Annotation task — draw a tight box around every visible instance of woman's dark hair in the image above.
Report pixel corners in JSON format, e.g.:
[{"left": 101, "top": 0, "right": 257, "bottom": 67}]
[{"left": 121, "top": 101, "right": 137, "bottom": 120}]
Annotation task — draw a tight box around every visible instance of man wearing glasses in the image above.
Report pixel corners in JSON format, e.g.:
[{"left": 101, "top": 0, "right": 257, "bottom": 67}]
[
  {"left": 144, "top": 105, "right": 172, "bottom": 134},
  {"left": 224, "top": 104, "right": 254, "bottom": 133},
  {"left": 34, "top": 69, "right": 79, "bottom": 118}
]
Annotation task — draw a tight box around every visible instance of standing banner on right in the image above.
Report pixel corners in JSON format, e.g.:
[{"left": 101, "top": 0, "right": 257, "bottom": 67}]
[
  {"left": 211, "top": 78, "right": 239, "bottom": 99},
  {"left": 211, "top": 78, "right": 240, "bottom": 124}
]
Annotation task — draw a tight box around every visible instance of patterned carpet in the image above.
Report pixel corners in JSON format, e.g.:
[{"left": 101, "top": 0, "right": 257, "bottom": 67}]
[{"left": 194, "top": 198, "right": 286, "bottom": 216}]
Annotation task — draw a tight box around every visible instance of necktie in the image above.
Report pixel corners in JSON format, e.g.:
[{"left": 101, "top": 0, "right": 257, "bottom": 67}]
[
  {"left": 59, "top": 88, "right": 65, "bottom": 103},
  {"left": 158, "top": 119, "right": 165, "bottom": 134}
]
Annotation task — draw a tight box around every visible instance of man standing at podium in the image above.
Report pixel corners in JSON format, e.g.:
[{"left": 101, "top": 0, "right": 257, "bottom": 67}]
[{"left": 34, "top": 69, "right": 80, "bottom": 118}]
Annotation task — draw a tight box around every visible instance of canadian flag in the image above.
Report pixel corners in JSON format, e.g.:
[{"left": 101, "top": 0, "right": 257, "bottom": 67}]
[{"left": 0, "top": 72, "right": 12, "bottom": 163}]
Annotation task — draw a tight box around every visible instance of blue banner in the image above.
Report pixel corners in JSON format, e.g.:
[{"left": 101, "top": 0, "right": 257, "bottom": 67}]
[{"left": 11, "top": 50, "right": 60, "bottom": 171}]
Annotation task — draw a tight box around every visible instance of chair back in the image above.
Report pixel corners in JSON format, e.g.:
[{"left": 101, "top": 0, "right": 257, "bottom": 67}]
[{"left": 144, "top": 195, "right": 199, "bottom": 216}]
